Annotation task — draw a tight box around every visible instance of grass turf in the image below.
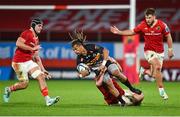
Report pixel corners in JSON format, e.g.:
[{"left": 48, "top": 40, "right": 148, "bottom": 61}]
[{"left": 0, "top": 80, "right": 180, "bottom": 116}]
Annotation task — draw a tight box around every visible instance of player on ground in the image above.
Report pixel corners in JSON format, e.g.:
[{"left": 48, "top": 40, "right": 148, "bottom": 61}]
[
  {"left": 70, "top": 30, "right": 142, "bottom": 106},
  {"left": 97, "top": 78, "right": 144, "bottom": 106},
  {"left": 3, "top": 18, "right": 59, "bottom": 106},
  {"left": 110, "top": 8, "right": 174, "bottom": 100}
]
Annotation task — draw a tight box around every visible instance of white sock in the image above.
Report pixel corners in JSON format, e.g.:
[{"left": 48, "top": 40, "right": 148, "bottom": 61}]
[
  {"left": 159, "top": 88, "right": 165, "bottom": 93},
  {"left": 45, "top": 96, "right": 50, "bottom": 101},
  {"left": 7, "top": 87, "right": 11, "bottom": 92}
]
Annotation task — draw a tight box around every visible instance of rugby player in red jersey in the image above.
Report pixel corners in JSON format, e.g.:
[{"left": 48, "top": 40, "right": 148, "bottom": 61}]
[
  {"left": 3, "top": 19, "right": 59, "bottom": 106},
  {"left": 97, "top": 78, "right": 144, "bottom": 106},
  {"left": 110, "top": 8, "right": 174, "bottom": 100}
]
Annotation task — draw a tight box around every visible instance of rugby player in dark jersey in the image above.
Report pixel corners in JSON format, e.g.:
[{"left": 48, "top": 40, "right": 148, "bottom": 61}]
[{"left": 70, "top": 30, "right": 142, "bottom": 106}]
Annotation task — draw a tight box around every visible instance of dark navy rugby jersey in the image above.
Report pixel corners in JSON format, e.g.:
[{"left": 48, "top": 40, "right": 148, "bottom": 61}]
[{"left": 76, "top": 44, "right": 104, "bottom": 68}]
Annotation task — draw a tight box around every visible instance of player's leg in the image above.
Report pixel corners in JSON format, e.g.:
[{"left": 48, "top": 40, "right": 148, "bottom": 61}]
[
  {"left": 102, "top": 73, "right": 126, "bottom": 106},
  {"left": 138, "top": 65, "right": 153, "bottom": 80},
  {"left": 111, "top": 78, "right": 125, "bottom": 96},
  {"left": 149, "top": 58, "right": 168, "bottom": 100},
  {"left": 107, "top": 63, "right": 142, "bottom": 94},
  {"left": 3, "top": 62, "right": 29, "bottom": 103},
  {"left": 145, "top": 51, "right": 168, "bottom": 100},
  {"left": 139, "top": 51, "right": 155, "bottom": 79},
  {"left": 96, "top": 83, "right": 119, "bottom": 105},
  {"left": 28, "top": 61, "right": 59, "bottom": 106}
]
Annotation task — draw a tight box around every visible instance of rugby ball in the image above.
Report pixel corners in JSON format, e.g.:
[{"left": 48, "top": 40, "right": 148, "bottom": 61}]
[{"left": 77, "top": 63, "right": 90, "bottom": 73}]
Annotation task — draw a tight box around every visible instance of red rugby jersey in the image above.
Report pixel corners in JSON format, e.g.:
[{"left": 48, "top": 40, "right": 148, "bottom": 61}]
[
  {"left": 13, "top": 29, "right": 39, "bottom": 62},
  {"left": 134, "top": 20, "right": 170, "bottom": 53}
]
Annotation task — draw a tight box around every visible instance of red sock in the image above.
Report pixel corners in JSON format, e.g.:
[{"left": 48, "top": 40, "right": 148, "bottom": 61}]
[
  {"left": 41, "top": 87, "right": 48, "bottom": 96},
  {"left": 112, "top": 79, "right": 125, "bottom": 96},
  {"left": 10, "top": 85, "right": 16, "bottom": 91},
  {"left": 97, "top": 85, "right": 109, "bottom": 97}
]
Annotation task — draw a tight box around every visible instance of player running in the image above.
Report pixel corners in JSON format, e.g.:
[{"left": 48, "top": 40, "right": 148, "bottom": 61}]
[
  {"left": 110, "top": 8, "right": 174, "bottom": 100},
  {"left": 3, "top": 18, "right": 59, "bottom": 106}
]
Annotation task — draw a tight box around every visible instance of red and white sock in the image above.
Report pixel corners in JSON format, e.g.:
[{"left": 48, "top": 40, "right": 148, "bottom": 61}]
[{"left": 41, "top": 87, "right": 50, "bottom": 101}]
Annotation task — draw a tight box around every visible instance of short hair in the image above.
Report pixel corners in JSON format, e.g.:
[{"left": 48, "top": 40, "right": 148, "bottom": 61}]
[{"left": 144, "top": 8, "right": 156, "bottom": 16}]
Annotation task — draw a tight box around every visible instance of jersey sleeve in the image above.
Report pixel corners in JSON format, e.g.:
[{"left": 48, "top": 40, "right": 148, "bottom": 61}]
[
  {"left": 162, "top": 22, "right": 170, "bottom": 36},
  {"left": 20, "top": 30, "right": 35, "bottom": 46},
  {"left": 86, "top": 44, "right": 104, "bottom": 54},
  {"left": 95, "top": 45, "right": 104, "bottom": 54},
  {"left": 20, "top": 30, "right": 33, "bottom": 42},
  {"left": 76, "top": 56, "right": 81, "bottom": 65},
  {"left": 133, "top": 21, "right": 143, "bottom": 33},
  {"left": 20, "top": 31, "right": 28, "bottom": 41}
]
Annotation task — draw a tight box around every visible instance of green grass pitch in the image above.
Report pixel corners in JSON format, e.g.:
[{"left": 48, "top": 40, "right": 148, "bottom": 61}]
[{"left": 0, "top": 80, "right": 180, "bottom": 116}]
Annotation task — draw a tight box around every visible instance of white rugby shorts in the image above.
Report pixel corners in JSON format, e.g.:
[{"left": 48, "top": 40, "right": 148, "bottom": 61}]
[
  {"left": 12, "top": 60, "right": 41, "bottom": 81},
  {"left": 144, "top": 50, "right": 164, "bottom": 65}
]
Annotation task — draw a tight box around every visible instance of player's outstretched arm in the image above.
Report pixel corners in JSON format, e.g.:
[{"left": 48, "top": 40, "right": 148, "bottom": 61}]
[{"left": 110, "top": 26, "right": 135, "bottom": 36}]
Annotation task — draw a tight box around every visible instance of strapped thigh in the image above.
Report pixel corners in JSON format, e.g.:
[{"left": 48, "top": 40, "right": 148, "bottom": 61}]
[
  {"left": 31, "top": 69, "right": 43, "bottom": 79},
  {"left": 107, "top": 63, "right": 119, "bottom": 75},
  {"left": 12, "top": 62, "right": 29, "bottom": 81}
]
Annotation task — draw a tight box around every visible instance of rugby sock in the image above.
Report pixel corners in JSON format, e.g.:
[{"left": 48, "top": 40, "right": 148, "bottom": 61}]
[
  {"left": 159, "top": 87, "right": 164, "bottom": 93},
  {"left": 10, "top": 85, "right": 16, "bottom": 92},
  {"left": 97, "top": 83, "right": 109, "bottom": 98},
  {"left": 45, "top": 96, "right": 50, "bottom": 101},
  {"left": 117, "top": 95, "right": 125, "bottom": 106},
  {"left": 41, "top": 87, "right": 49, "bottom": 97},
  {"left": 122, "top": 79, "right": 134, "bottom": 90},
  {"left": 112, "top": 79, "right": 125, "bottom": 96}
]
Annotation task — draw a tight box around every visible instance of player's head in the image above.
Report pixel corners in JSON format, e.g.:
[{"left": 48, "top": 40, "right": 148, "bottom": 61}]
[
  {"left": 69, "top": 30, "right": 87, "bottom": 55},
  {"left": 144, "top": 8, "right": 156, "bottom": 26},
  {"left": 31, "top": 18, "right": 43, "bottom": 35}
]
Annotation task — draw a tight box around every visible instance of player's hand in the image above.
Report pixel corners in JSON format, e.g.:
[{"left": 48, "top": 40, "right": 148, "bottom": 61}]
[
  {"left": 78, "top": 73, "right": 83, "bottom": 78},
  {"left": 43, "top": 70, "right": 52, "bottom": 79},
  {"left": 98, "top": 64, "right": 106, "bottom": 71},
  {"left": 97, "top": 66, "right": 107, "bottom": 79},
  {"left": 32, "top": 45, "right": 41, "bottom": 51},
  {"left": 168, "top": 49, "right": 174, "bottom": 59},
  {"left": 110, "top": 26, "right": 121, "bottom": 35},
  {"left": 95, "top": 67, "right": 107, "bottom": 86}
]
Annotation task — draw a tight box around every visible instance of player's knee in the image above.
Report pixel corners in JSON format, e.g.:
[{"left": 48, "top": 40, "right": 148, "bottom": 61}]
[
  {"left": 19, "top": 80, "right": 29, "bottom": 89},
  {"left": 154, "top": 64, "right": 161, "bottom": 72},
  {"left": 152, "top": 65, "right": 161, "bottom": 78},
  {"left": 111, "top": 69, "right": 120, "bottom": 77}
]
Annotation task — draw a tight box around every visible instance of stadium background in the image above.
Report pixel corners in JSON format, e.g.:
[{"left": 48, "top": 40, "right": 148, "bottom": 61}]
[{"left": 0, "top": 0, "right": 180, "bottom": 81}]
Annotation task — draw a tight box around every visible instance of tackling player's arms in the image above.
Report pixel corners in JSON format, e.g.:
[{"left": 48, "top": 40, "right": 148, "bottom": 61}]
[{"left": 102, "top": 48, "right": 109, "bottom": 61}]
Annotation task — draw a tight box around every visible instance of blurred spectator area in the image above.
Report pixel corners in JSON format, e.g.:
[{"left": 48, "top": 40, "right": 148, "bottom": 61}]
[{"left": 0, "top": 0, "right": 180, "bottom": 42}]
